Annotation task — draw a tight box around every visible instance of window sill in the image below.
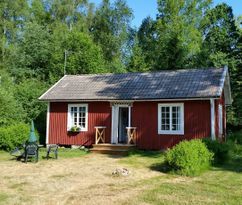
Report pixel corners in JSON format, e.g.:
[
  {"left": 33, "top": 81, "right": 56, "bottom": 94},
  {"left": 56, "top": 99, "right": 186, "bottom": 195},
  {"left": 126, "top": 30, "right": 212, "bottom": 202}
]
[{"left": 158, "top": 131, "right": 184, "bottom": 135}]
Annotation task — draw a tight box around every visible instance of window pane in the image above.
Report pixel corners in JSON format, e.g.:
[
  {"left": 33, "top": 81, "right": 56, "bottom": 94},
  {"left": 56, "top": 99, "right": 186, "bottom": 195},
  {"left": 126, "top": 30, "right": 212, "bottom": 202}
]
[
  {"left": 160, "top": 106, "right": 170, "bottom": 131},
  {"left": 78, "top": 106, "right": 86, "bottom": 128},
  {"left": 171, "top": 106, "right": 181, "bottom": 131},
  {"left": 71, "top": 107, "right": 78, "bottom": 126}
]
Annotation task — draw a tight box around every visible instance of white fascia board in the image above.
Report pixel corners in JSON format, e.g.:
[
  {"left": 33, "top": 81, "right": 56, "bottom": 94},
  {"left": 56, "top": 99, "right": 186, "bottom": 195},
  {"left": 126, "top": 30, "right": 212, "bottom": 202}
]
[{"left": 38, "top": 75, "right": 67, "bottom": 100}]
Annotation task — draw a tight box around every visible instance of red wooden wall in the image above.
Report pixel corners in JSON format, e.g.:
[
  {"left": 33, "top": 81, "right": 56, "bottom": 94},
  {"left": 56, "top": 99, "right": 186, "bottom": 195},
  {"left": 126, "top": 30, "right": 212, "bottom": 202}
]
[
  {"left": 48, "top": 102, "right": 111, "bottom": 146},
  {"left": 131, "top": 100, "right": 211, "bottom": 150},
  {"left": 48, "top": 98, "right": 225, "bottom": 150}
]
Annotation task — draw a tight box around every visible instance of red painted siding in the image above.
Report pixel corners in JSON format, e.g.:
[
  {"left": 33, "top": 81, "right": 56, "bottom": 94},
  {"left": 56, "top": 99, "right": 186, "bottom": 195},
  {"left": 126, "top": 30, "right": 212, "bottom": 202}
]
[
  {"left": 132, "top": 100, "right": 211, "bottom": 150},
  {"left": 48, "top": 100, "right": 213, "bottom": 150},
  {"left": 49, "top": 102, "right": 111, "bottom": 146}
]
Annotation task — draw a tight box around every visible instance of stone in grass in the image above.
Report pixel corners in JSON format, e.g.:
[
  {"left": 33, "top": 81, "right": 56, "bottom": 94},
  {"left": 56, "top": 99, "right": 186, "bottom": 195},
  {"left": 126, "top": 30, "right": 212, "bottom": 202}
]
[
  {"left": 79, "top": 146, "right": 89, "bottom": 152},
  {"left": 71, "top": 145, "right": 81, "bottom": 149},
  {"left": 112, "top": 168, "right": 130, "bottom": 177}
]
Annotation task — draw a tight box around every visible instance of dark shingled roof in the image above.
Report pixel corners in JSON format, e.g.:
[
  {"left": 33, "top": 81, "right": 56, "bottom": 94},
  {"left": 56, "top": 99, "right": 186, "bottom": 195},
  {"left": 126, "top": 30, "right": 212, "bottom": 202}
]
[{"left": 39, "top": 67, "right": 228, "bottom": 101}]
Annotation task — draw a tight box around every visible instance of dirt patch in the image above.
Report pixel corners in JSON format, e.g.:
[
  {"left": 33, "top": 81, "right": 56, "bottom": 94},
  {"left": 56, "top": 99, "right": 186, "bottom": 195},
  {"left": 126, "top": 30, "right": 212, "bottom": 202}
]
[{"left": 0, "top": 154, "right": 161, "bottom": 205}]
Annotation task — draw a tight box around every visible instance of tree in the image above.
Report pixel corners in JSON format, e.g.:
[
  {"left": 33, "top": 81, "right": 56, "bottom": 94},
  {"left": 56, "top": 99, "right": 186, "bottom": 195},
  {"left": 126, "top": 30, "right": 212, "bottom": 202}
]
[
  {"left": 90, "top": 0, "right": 133, "bottom": 72},
  {"left": 128, "top": 36, "right": 150, "bottom": 72},
  {"left": 8, "top": 22, "right": 51, "bottom": 81},
  {"left": 15, "top": 79, "right": 47, "bottom": 122},
  {"left": 154, "top": 0, "right": 211, "bottom": 70},
  {"left": 136, "top": 17, "right": 157, "bottom": 70},
  {"left": 0, "top": 0, "right": 28, "bottom": 65},
  {"left": 0, "top": 71, "right": 25, "bottom": 126},
  {"left": 49, "top": 29, "right": 107, "bottom": 81},
  {"left": 200, "top": 3, "right": 242, "bottom": 127}
]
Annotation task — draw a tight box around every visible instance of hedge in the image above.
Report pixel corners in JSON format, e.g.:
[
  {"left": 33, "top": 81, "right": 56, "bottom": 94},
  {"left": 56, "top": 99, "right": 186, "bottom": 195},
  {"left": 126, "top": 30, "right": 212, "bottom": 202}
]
[{"left": 0, "top": 123, "right": 38, "bottom": 151}]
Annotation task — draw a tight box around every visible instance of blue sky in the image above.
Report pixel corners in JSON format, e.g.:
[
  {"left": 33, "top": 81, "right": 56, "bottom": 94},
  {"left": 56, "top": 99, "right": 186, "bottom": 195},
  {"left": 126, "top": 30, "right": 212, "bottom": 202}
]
[{"left": 89, "top": 0, "right": 242, "bottom": 28}]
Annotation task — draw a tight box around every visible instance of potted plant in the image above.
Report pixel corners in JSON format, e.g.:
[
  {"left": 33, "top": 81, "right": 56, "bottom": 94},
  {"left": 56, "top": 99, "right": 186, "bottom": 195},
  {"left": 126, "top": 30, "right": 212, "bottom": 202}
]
[{"left": 70, "top": 125, "right": 81, "bottom": 132}]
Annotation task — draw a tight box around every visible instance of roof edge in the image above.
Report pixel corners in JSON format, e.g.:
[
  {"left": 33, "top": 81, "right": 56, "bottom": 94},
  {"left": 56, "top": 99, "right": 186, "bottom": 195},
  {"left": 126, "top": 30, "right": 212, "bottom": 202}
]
[
  {"left": 217, "top": 65, "right": 228, "bottom": 97},
  {"left": 39, "top": 97, "right": 220, "bottom": 102},
  {"left": 39, "top": 75, "right": 67, "bottom": 100}
]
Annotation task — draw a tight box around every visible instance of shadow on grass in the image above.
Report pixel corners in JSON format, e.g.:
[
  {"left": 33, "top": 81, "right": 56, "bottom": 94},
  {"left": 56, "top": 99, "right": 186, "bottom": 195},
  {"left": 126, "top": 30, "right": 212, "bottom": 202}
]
[
  {"left": 149, "top": 162, "right": 172, "bottom": 173},
  {"left": 106, "top": 149, "right": 164, "bottom": 159},
  {"left": 116, "top": 149, "right": 172, "bottom": 173},
  {"left": 212, "top": 156, "right": 242, "bottom": 173}
]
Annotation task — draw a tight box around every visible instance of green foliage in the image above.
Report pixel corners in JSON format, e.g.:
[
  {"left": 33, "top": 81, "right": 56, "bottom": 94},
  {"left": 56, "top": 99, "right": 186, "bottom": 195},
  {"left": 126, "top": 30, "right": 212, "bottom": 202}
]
[
  {"left": 134, "top": 0, "right": 213, "bottom": 70},
  {"left": 50, "top": 30, "right": 107, "bottom": 80},
  {"left": 15, "top": 79, "right": 47, "bottom": 121},
  {"left": 228, "top": 131, "right": 242, "bottom": 145},
  {"left": 90, "top": 0, "right": 133, "bottom": 71},
  {"left": 0, "top": 71, "right": 25, "bottom": 126},
  {"left": 128, "top": 37, "right": 150, "bottom": 72},
  {"left": 200, "top": 3, "right": 242, "bottom": 127},
  {"left": 0, "top": 88, "right": 25, "bottom": 126},
  {"left": 8, "top": 22, "right": 51, "bottom": 81},
  {"left": 0, "top": 123, "right": 30, "bottom": 151},
  {"left": 203, "top": 138, "right": 231, "bottom": 164},
  {"left": 165, "top": 140, "right": 213, "bottom": 176}
]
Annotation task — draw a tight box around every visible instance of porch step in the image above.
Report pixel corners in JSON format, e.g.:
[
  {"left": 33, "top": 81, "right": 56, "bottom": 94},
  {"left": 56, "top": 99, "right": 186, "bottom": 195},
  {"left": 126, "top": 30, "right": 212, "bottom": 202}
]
[{"left": 90, "top": 144, "right": 136, "bottom": 155}]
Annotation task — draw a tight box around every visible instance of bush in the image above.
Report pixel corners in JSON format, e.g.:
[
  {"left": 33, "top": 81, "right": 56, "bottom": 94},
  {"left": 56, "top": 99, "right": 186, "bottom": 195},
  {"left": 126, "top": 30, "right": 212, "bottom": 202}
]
[
  {"left": 165, "top": 140, "right": 213, "bottom": 176},
  {"left": 228, "top": 131, "right": 242, "bottom": 145},
  {"left": 203, "top": 138, "right": 231, "bottom": 164},
  {"left": 0, "top": 123, "right": 37, "bottom": 151}
]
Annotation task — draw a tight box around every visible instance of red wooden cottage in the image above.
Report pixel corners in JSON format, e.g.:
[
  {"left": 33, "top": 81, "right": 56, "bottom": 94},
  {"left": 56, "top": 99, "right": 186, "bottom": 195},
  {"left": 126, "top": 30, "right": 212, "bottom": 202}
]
[{"left": 39, "top": 67, "right": 232, "bottom": 150}]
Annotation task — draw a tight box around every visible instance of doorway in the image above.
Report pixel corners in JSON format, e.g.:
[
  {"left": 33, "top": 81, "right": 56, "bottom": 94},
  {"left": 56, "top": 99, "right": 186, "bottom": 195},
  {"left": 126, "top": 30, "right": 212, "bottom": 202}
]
[
  {"left": 118, "top": 107, "right": 129, "bottom": 143},
  {"left": 111, "top": 105, "right": 131, "bottom": 144}
]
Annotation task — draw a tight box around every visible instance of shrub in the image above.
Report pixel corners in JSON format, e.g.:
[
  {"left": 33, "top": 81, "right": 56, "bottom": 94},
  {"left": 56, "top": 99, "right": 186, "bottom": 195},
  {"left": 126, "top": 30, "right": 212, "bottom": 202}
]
[
  {"left": 0, "top": 123, "right": 38, "bottom": 151},
  {"left": 165, "top": 139, "right": 213, "bottom": 176},
  {"left": 203, "top": 138, "right": 231, "bottom": 164},
  {"left": 228, "top": 131, "right": 242, "bottom": 145}
]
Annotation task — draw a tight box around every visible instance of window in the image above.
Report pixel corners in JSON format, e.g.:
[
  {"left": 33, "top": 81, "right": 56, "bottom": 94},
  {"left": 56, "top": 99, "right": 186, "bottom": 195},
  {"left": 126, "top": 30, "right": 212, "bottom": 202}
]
[
  {"left": 158, "top": 103, "right": 184, "bottom": 135},
  {"left": 67, "top": 104, "right": 88, "bottom": 131}
]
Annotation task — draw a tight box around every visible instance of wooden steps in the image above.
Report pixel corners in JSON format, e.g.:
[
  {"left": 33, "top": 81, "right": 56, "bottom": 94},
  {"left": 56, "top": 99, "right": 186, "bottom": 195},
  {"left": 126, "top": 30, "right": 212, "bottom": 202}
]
[{"left": 90, "top": 144, "right": 136, "bottom": 155}]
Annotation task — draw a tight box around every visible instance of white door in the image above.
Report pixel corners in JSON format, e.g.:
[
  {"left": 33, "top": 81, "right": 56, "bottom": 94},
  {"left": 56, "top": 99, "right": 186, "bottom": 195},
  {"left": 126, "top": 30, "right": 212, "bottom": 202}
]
[
  {"left": 219, "top": 105, "right": 223, "bottom": 136},
  {"left": 111, "top": 105, "right": 119, "bottom": 144}
]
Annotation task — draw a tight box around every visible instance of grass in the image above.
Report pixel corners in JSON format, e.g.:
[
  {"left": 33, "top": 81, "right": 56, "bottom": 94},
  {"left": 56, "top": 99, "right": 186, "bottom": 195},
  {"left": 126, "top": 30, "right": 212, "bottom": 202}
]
[
  {"left": 0, "top": 143, "right": 242, "bottom": 204},
  {"left": 0, "top": 147, "right": 88, "bottom": 162},
  {"left": 119, "top": 150, "right": 165, "bottom": 169},
  {"left": 0, "top": 193, "right": 9, "bottom": 204},
  {"left": 119, "top": 145, "right": 242, "bottom": 205},
  {"left": 39, "top": 147, "right": 89, "bottom": 159},
  {"left": 0, "top": 150, "right": 12, "bottom": 161}
]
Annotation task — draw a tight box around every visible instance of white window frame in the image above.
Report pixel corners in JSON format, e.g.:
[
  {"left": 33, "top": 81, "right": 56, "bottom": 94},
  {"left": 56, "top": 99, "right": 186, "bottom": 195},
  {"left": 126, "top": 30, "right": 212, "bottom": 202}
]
[
  {"left": 67, "top": 104, "right": 88, "bottom": 131},
  {"left": 158, "top": 103, "right": 184, "bottom": 135}
]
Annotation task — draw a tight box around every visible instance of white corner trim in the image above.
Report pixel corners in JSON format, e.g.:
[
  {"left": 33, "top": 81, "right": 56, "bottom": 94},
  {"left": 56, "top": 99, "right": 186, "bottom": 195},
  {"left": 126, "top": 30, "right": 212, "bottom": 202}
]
[
  {"left": 39, "top": 75, "right": 67, "bottom": 100},
  {"left": 210, "top": 99, "right": 216, "bottom": 140},
  {"left": 67, "top": 103, "right": 88, "bottom": 131},
  {"left": 158, "top": 103, "right": 184, "bottom": 135},
  {"left": 46, "top": 102, "right": 50, "bottom": 144}
]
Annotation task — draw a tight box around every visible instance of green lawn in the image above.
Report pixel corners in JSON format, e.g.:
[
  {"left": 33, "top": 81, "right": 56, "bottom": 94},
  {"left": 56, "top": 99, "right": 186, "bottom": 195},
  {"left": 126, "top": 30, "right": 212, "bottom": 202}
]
[
  {"left": 0, "top": 145, "right": 242, "bottom": 204},
  {"left": 0, "top": 148, "right": 88, "bottom": 162},
  {"left": 119, "top": 146, "right": 242, "bottom": 205}
]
